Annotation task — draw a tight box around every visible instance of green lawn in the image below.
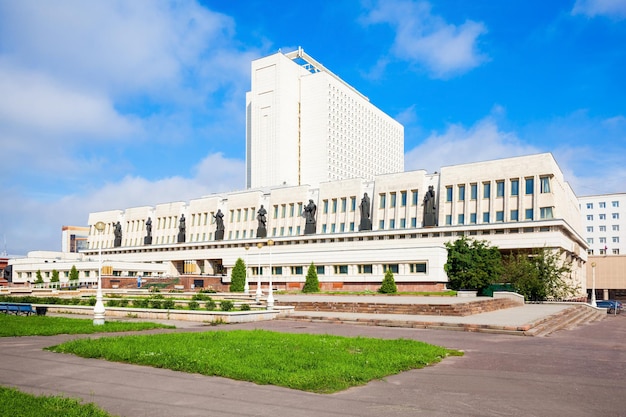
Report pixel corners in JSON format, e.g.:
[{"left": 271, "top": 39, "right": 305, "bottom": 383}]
[
  {"left": 0, "top": 386, "right": 117, "bottom": 417},
  {"left": 0, "top": 314, "right": 174, "bottom": 337},
  {"left": 47, "top": 329, "right": 462, "bottom": 393}
]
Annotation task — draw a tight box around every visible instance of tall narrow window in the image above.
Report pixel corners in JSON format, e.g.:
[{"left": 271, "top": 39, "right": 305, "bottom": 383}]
[
  {"left": 458, "top": 185, "right": 465, "bottom": 201},
  {"left": 379, "top": 194, "right": 386, "bottom": 208},
  {"left": 496, "top": 181, "right": 504, "bottom": 197},
  {"left": 446, "top": 187, "right": 453, "bottom": 202},
  {"left": 470, "top": 184, "right": 477, "bottom": 200},
  {"left": 540, "top": 176, "right": 551, "bottom": 193},
  {"left": 525, "top": 178, "right": 534, "bottom": 195},
  {"left": 511, "top": 179, "right": 519, "bottom": 196},
  {"left": 483, "top": 183, "right": 491, "bottom": 198}
]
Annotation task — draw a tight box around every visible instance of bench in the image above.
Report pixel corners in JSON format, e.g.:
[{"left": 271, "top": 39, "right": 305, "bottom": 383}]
[{"left": 0, "top": 302, "right": 36, "bottom": 316}]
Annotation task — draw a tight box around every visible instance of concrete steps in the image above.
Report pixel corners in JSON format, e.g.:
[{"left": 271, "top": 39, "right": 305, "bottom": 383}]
[{"left": 524, "top": 304, "right": 606, "bottom": 337}]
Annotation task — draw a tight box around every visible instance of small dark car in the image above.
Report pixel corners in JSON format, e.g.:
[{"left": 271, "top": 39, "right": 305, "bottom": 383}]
[{"left": 596, "top": 300, "right": 623, "bottom": 314}]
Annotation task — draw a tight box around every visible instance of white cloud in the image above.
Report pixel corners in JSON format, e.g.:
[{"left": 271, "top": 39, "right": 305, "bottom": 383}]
[
  {"left": 361, "top": 0, "right": 488, "bottom": 78},
  {"left": 405, "top": 117, "right": 538, "bottom": 173},
  {"left": 572, "top": 0, "right": 626, "bottom": 19}
]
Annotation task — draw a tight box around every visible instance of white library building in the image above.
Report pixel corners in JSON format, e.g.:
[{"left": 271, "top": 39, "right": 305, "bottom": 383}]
[{"left": 9, "top": 50, "right": 588, "bottom": 296}]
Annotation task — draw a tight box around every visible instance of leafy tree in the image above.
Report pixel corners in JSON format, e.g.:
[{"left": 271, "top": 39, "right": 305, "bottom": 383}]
[
  {"left": 502, "top": 248, "right": 577, "bottom": 301},
  {"left": 230, "top": 258, "right": 246, "bottom": 292},
  {"left": 444, "top": 236, "right": 503, "bottom": 291},
  {"left": 69, "top": 265, "right": 79, "bottom": 282},
  {"left": 378, "top": 269, "right": 397, "bottom": 294},
  {"left": 50, "top": 270, "right": 60, "bottom": 283},
  {"left": 34, "top": 270, "right": 44, "bottom": 284},
  {"left": 302, "top": 262, "right": 320, "bottom": 293}
]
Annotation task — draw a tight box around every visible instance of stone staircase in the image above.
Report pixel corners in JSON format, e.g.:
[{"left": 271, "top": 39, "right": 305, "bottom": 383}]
[
  {"left": 274, "top": 297, "right": 520, "bottom": 316},
  {"left": 523, "top": 304, "right": 606, "bottom": 337}
]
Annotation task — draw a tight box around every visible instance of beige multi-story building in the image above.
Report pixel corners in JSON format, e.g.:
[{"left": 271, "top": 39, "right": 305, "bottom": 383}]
[{"left": 246, "top": 48, "right": 404, "bottom": 189}]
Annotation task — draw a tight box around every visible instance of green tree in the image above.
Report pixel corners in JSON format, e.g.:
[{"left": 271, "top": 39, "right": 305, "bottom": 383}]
[
  {"left": 34, "top": 270, "right": 44, "bottom": 284},
  {"left": 502, "top": 248, "right": 577, "bottom": 301},
  {"left": 302, "top": 262, "right": 320, "bottom": 293},
  {"left": 69, "top": 265, "right": 79, "bottom": 283},
  {"left": 50, "top": 269, "right": 60, "bottom": 283},
  {"left": 230, "top": 258, "right": 246, "bottom": 292},
  {"left": 444, "top": 236, "right": 503, "bottom": 292},
  {"left": 378, "top": 269, "right": 397, "bottom": 294}
]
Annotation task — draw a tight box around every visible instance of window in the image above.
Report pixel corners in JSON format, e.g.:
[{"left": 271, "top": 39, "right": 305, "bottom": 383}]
[
  {"left": 289, "top": 204, "right": 294, "bottom": 217},
  {"left": 587, "top": 226, "right": 594, "bottom": 233},
  {"left": 458, "top": 214, "right": 465, "bottom": 224},
  {"left": 350, "top": 197, "right": 356, "bottom": 211},
  {"left": 483, "top": 212, "right": 490, "bottom": 223},
  {"left": 496, "top": 181, "right": 504, "bottom": 197},
  {"left": 613, "top": 201, "right": 619, "bottom": 208},
  {"left": 316, "top": 265, "right": 325, "bottom": 275},
  {"left": 483, "top": 183, "right": 491, "bottom": 198},
  {"left": 613, "top": 225, "right": 620, "bottom": 231},
  {"left": 599, "top": 225, "right": 606, "bottom": 232},
  {"left": 281, "top": 205, "right": 286, "bottom": 218},
  {"left": 540, "top": 207, "right": 554, "bottom": 219},
  {"left": 322, "top": 224, "right": 327, "bottom": 233},
  {"left": 599, "top": 214, "right": 606, "bottom": 220},
  {"left": 400, "top": 218, "right": 406, "bottom": 228},
  {"left": 272, "top": 266, "right": 282, "bottom": 275},
  {"left": 390, "top": 193, "right": 397, "bottom": 208},
  {"left": 587, "top": 215, "right": 594, "bottom": 221},
  {"left": 496, "top": 211, "right": 504, "bottom": 222},
  {"left": 511, "top": 179, "right": 519, "bottom": 196},
  {"left": 458, "top": 185, "right": 465, "bottom": 201},
  {"left": 525, "top": 178, "right": 534, "bottom": 195},
  {"left": 379, "top": 194, "right": 386, "bottom": 208},
  {"left": 613, "top": 237, "right": 620, "bottom": 243},
  {"left": 587, "top": 238, "right": 594, "bottom": 244},
  {"left": 273, "top": 206, "right": 278, "bottom": 218},
  {"left": 613, "top": 249, "right": 620, "bottom": 255},
  {"left": 358, "top": 264, "right": 373, "bottom": 274},
  {"left": 525, "top": 209, "right": 534, "bottom": 220},
  {"left": 510, "top": 210, "right": 519, "bottom": 221},
  {"left": 599, "top": 202, "right": 606, "bottom": 208},
  {"left": 612, "top": 213, "right": 620, "bottom": 220},
  {"left": 540, "top": 176, "right": 551, "bottom": 193},
  {"left": 332, "top": 199, "right": 337, "bottom": 213},
  {"left": 389, "top": 219, "right": 396, "bottom": 229},
  {"left": 470, "top": 184, "right": 477, "bottom": 200},
  {"left": 446, "top": 215, "right": 452, "bottom": 225},
  {"left": 383, "top": 264, "right": 399, "bottom": 273},
  {"left": 586, "top": 203, "right": 593, "bottom": 209},
  {"left": 331, "top": 223, "right": 336, "bottom": 233},
  {"left": 291, "top": 266, "right": 303, "bottom": 275},
  {"left": 470, "top": 213, "right": 477, "bottom": 224},
  {"left": 411, "top": 217, "right": 417, "bottom": 227},
  {"left": 401, "top": 191, "right": 407, "bottom": 207},
  {"left": 410, "top": 263, "right": 427, "bottom": 273},
  {"left": 446, "top": 187, "right": 453, "bottom": 202},
  {"left": 323, "top": 200, "right": 328, "bottom": 214},
  {"left": 334, "top": 265, "right": 348, "bottom": 274},
  {"left": 411, "top": 190, "right": 419, "bottom": 205},
  {"left": 341, "top": 198, "right": 347, "bottom": 212},
  {"left": 379, "top": 220, "right": 385, "bottom": 229}
]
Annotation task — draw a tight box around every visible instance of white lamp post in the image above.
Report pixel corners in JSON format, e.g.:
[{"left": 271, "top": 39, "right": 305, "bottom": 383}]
[
  {"left": 590, "top": 262, "right": 597, "bottom": 307},
  {"left": 93, "top": 221, "right": 106, "bottom": 325},
  {"left": 267, "top": 239, "right": 275, "bottom": 310},
  {"left": 244, "top": 245, "right": 250, "bottom": 294},
  {"left": 255, "top": 242, "right": 263, "bottom": 303}
]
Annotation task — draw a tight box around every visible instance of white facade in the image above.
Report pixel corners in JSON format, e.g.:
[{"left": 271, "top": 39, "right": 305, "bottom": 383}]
[
  {"left": 246, "top": 48, "right": 403, "bottom": 189},
  {"left": 578, "top": 193, "right": 626, "bottom": 255}
]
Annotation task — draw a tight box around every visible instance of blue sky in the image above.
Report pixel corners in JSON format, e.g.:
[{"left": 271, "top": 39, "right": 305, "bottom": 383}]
[{"left": 1, "top": 0, "right": 626, "bottom": 255}]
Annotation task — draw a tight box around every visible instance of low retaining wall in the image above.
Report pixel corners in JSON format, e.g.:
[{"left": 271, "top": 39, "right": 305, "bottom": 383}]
[{"left": 39, "top": 304, "right": 291, "bottom": 324}]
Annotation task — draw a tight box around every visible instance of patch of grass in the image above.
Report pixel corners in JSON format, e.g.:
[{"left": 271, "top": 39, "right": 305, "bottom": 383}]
[
  {"left": 0, "top": 315, "right": 174, "bottom": 337},
  {"left": 47, "top": 330, "right": 462, "bottom": 393},
  {"left": 0, "top": 386, "right": 117, "bottom": 417}
]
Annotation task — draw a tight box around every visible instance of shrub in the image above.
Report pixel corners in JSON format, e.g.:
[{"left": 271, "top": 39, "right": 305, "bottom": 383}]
[
  {"left": 220, "top": 300, "right": 234, "bottom": 311},
  {"left": 240, "top": 304, "right": 251, "bottom": 311},
  {"left": 444, "top": 236, "right": 503, "bottom": 292},
  {"left": 379, "top": 269, "right": 398, "bottom": 294},
  {"left": 230, "top": 258, "right": 247, "bottom": 292},
  {"left": 119, "top": 299, "right": 129, "bottom": 307},
  {"left": 106, "top": 299, "right": 120, "bottom": 307},
  {"left": 149, "top": 300, "right": 163, "bottom": 309},
  {"left": 162, "top": 299, "right": 175, "bottom": 309},
  {"left": 69, "top": 297, "right": 81, "bottom": 305},
  {"left": 302, "top": 262, "right": 320, "bottom": 293},
  {"left": 205, "top": 299, "right": 217, "bottom": 310},
  {"left": 192, "top": 293, "right": 211, "bottom": 301},
  {"left": 133, "top": 298, "right": 149, "bottom": 308},
  {"left": 188, "top": 301, "right": 200, "bottom": 310}
]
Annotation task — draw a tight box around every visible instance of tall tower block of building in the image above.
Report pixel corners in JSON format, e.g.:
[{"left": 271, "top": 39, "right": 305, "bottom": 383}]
[{"left": 246, "top": 48, "right": 404, "bottom": 189}]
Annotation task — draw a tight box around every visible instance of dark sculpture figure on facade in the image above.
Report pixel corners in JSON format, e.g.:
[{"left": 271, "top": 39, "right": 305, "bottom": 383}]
[
  {"left": 177, "top": 214, "right": 186, "bottom": 243},
  {"left": 113, "top": 221, "right": 122, "bottom": 247},
  {"left": 256, "top": 205, "right": 267, "bottom": 238},
  {"left": 359, "top": 192, "right": 372, "bottom": 231},
  {"left": 304, "top": 199, "right": 317, "bottom": 235},
  {"left": 214, "top": 209, "right": 225, "bottom": 241},
  {"left": 144, "top": 217, "right": 152, "bottom": 245},
  {"left": 423, "top": 185, "right": 437, "bottom": 227}
]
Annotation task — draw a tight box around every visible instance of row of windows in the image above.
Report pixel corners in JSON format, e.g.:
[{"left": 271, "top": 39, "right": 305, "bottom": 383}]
[
  {"left": 250, "top": 262, "right": 427, "bottom": 276},
  {"left": 586, "top": 213, "right": 620, "bottom": 221},
  {"left": 584, "top": 201, "right": 620, "bottom": 209},
  {"left": 588, "top": 248, "right": 620, "bottom": 255},
  {"left": 378, "top": 190, "right": 419, "bottom": 209},
  {"left": 445, "top": 207, "right": 554, "bottom": 225},
  {"left": 445, "top": 177, "right": 551, "bottom": 202},
  {"left": 587, "top": 225, "right": 620, "bottom": 232},
  {"left": 586, "top": 237, "right": 620, "bottom": 244}
]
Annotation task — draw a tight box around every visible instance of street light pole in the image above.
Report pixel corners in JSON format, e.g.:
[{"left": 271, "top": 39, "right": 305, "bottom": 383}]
[
  {"left": 267, "top": 239, "right": 274, "bottom": 310},
  {"left": 244, "top": 245, "right": 250, "bottom": 294},
  {"left": 93, "top": 221, "right": 106, "bottom": 325},
  {"left": 255, "top": 242, "right": 263, "bottom": 303},
  {"left": 591, "top": 262, "right": 597, "bottom": 307}
]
